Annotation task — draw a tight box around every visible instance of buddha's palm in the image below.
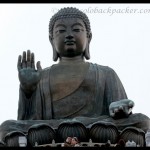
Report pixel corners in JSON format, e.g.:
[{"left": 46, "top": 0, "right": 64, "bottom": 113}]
[
  {"left": 17, "top": 50, "right": 42, "bottom": 93},
  {"left": 109, "top": 99, "right": 134, "bottom": 119}
]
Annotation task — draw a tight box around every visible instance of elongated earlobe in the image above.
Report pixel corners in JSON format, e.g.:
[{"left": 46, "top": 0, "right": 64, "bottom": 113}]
[
  {"left": 84, "top": 44, "right": 90, "bottom": 60},
  {"left": 53, "top": 48, "right": 59, "bottom": 61},
  {"left": 84, "top": 32, "right": 92, "bottom": 60},
  {"left": 49, "top": 35, "right": 59, "bottom": 61}
]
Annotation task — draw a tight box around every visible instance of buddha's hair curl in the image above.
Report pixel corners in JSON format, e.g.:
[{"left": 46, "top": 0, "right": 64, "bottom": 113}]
[{"left": 49, "top": 7, "right": 91, "bottom": 37}]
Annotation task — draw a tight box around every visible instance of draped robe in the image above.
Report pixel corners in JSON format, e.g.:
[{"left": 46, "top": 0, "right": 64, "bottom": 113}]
[
  {"left": 18, "top": 62, "right": 127, "bottom": 120},
  {"left": 0, "top": 62, "right": 149, "bottom": 141}
]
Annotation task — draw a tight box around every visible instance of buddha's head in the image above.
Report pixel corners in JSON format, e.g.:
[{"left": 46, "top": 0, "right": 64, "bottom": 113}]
[{"left": 49, "top": 7, "right": 92, "bottom": 61}]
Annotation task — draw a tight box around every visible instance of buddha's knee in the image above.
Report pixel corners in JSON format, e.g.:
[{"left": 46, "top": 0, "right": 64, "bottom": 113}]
[
  {"left": 0, "top": 119, "right": 18, "bottom": 127},
  {"left": 0, "top": 120, "right": 18, "bottom": 141},
  {"left": 0, "top": 120, "right": 25, "bottom": 147},
  {"left": 128, "top": 113, "right": 150, "bottom": 132},
  {"left": 115, "top": 113, "right": 150, "bottom": 132}
]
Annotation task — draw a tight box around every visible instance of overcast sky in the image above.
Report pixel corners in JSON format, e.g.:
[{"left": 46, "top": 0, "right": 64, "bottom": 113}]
[{"left": 0, "top": 3, "right": 150, "bottom": 124}]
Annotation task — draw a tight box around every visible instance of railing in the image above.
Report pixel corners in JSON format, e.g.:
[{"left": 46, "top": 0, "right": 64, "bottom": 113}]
[{"left": 35, "top": 139, "right": 116, "bottom": 147}]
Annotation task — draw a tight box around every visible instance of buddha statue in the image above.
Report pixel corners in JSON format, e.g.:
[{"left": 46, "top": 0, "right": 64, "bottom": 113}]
[{"left": 0, "top": 7, "right": 149, "bottom": 147}]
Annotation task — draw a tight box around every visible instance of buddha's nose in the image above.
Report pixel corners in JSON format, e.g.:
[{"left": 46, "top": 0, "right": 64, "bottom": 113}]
[
  {"left": 65, "top": 30, "right": 73, "bottom": 39},
  {"left": 65, "top": 35, "right": 73, "bottom": 39}
]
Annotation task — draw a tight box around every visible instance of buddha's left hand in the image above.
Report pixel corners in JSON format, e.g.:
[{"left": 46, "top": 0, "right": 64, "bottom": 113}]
[{"left": 109, "top": 99, "right": 134, "bottom": 119}]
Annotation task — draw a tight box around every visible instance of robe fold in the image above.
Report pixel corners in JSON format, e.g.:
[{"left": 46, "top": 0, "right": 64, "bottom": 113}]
[
  {"left": 18, "top": 63, "right": 127, "bottom": 120},
  {"left": 0, "top": 62, "right": 149, "bottom": 142}
]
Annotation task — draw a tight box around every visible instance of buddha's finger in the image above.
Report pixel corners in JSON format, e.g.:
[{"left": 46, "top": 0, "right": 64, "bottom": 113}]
[
  {"left": 27, "top": 50, "right": 31, "bottom": 68},
  {"left": 118, "top": 106, "right": 123, "bottom": 111},
  {"left": 114, "top": 108, "right": 119, "bottom": 113},
  {"left": 31, "top": 53, "right": 35, "bottom": 69},
  {"left": 109, "top": 109, "right": 115, "bottom": 117},
  {"left": 128, "top": 101, "right": 134, "bottom": 108},
  {"left": 22, "top": 51, "right": 26, "bottom": 68},
  {"left": 123, "top": 106, "right": 129, "bottom": 116},
  {"left": 17, "top": 55, "right": 22, "bottom": 71},
  {"left": 36, "top": 61, "right": 42, "bottom": 71}
]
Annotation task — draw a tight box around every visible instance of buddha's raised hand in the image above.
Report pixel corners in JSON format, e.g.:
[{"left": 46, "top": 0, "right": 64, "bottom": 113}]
[
  {"left": 109, "top": 99, "right": 134, "bottom": 119},
  {"left": 17, "top": 50, "right": 42, "bottom": 95}
]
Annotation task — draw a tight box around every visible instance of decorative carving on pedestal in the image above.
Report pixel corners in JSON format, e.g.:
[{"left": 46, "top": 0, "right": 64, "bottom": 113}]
[
  {"left": 4, "top": 131, "right": 26, "bottom": 147},
  {"left": 89, "top": 121, "right": 119, "bottom": 144},
  {"left": 56, "top": 121, "right": 88, "bottom": 143},
  {"left": 27, "top": 123, "right": 56, "bottom": 147},
  {"left": 119, "top": 127, "right": 145, "bottom": 147}
]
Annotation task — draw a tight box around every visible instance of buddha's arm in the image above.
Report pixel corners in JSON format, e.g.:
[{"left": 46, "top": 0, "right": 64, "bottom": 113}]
[
  {"left": 17, "top": 87, "right": 36, "bottom": 120},
  {"left": 17, "top": 83, "right": 43, "bottom": 120},
  {"left": 17, "top": 68, "right": 52, "bottom": 120},
  {"left": 104, "top": 67, "right": 128, "bottom": 102},
  {"left": 103, "top": 67, "right": 131, "bottom": 117},
  {"left": 104, "top": 67, "right": 134, "bottom": 118},
  {"left": 17, "top": 50, "right": 43, "bottom": 120}
]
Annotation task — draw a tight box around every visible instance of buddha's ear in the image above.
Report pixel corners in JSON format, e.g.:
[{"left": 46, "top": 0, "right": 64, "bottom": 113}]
[
  {"left": 88, "top": 32, "right": 92, "bottom": 43},
  {"left": 49, "top": 34, "right": 53, "bottom": 44},
  {"left": 49, "top": 34, "right": 59, "bottom": 62},
  {"left": 84, "top": 32, "right": 92, "bottom": 60}
]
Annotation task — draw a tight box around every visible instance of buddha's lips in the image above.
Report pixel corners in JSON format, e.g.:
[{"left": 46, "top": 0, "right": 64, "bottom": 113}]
[
  {"left": 65, "top": 42, "right": 75, "bottom": 45},
  {"left": 64, "top": 40, "right": 76, "bottom": 45}
]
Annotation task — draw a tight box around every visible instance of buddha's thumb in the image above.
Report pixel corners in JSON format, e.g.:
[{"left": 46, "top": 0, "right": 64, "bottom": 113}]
[{"left": 36, "top": 61, "right": 42, "bottom": 71}]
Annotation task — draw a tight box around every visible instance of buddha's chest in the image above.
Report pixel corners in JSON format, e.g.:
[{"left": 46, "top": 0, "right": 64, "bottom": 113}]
[{"left": 49, "top": 63, "right": 94, "bottom": 101}]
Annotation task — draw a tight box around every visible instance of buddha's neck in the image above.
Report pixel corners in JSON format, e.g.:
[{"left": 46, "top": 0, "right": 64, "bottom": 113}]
[{"left": 59, "top": 56, "right": 85, "bottom": 65}]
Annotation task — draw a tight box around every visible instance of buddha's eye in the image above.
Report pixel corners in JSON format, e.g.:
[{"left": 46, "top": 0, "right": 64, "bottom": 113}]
[
  {"left": 72, "top": 24, "right": 84, "bottom": 32},
  {"left": 73, "top": 29, "right": 80, "bottom": 32},
  {"left": 55, "top": 29, "right": 66, "bottom": 34},
  {"left": 55, "top": 27, "right": 66, "bottom": 34},
  {"left": 58, "top": 29, "right": 66, "bottom": 33}
]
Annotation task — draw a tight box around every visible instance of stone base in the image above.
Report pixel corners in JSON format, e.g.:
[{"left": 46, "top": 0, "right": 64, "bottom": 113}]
[{"left": 1, "top": 121, "right": 147, "bottom": 147}]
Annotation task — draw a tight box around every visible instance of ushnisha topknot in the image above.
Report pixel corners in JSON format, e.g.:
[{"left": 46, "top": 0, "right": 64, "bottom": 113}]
[{"left": 49, "top": 7, "right": 91, "bottom": 37}]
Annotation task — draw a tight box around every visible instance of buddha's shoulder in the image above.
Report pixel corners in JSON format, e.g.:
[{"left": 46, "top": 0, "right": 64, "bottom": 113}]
[
  {"left": 40, "top": 63, "right": 116, "bottom": 74},
  {"left": 40, "top": 66, "right": 51, "bottom": 75},
  {"left": 89, "top": 62, "right": 115, "bottom": 73}
]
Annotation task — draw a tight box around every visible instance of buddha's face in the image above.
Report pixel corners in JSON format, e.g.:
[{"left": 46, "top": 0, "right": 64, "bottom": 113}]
[{"left": 51, "top": 18, "right": 90, "bottom": 58}]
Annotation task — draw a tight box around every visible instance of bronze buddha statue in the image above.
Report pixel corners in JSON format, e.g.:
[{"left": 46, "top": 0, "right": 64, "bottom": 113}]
[{"left": 0, "top": 7, "right": 149, "bottom": 147}]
